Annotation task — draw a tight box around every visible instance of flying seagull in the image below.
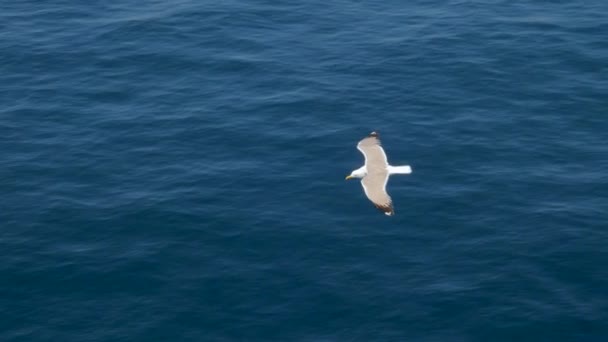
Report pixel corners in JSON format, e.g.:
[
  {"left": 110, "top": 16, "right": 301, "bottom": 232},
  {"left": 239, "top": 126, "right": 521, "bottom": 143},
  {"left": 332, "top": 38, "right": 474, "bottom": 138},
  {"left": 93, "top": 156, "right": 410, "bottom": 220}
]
[{"left": 345, "top": 131, "right": 412, "bottom": 216}]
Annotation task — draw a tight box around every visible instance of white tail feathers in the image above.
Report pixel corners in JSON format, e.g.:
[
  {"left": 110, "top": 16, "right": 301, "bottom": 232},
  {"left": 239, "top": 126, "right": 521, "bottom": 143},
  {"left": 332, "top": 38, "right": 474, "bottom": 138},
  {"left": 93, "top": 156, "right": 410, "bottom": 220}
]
[{"left": 388, "top": 165, "right": 412, "bottom": 175}]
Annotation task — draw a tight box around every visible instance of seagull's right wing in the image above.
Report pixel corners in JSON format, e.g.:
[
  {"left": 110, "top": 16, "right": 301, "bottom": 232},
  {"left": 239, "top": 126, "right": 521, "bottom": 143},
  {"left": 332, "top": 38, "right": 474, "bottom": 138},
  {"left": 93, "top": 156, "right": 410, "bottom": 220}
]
[{"left": 356, "top": 131, "right": 388, "bottom": 170}]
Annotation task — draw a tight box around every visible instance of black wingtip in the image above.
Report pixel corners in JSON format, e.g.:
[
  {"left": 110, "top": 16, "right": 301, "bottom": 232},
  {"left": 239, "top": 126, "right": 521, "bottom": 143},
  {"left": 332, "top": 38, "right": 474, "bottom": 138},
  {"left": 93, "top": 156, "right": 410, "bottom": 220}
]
[{"left": 374, "top": 203, "right": 394, "bottom": 216}]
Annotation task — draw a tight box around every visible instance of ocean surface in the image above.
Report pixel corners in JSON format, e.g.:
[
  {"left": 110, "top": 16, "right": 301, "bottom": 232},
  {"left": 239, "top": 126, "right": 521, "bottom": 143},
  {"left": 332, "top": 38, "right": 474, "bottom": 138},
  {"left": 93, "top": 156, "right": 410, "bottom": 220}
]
[{"left": 1, "top": 1, "right": 607, "bottom": 341}]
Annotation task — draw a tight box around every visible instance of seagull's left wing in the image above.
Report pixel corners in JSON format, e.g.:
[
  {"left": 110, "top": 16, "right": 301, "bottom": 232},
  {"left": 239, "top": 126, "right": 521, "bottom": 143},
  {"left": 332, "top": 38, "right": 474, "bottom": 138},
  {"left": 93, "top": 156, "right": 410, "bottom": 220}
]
[{"left": 361, "top": 172, "right": 394, "bottom": 216}]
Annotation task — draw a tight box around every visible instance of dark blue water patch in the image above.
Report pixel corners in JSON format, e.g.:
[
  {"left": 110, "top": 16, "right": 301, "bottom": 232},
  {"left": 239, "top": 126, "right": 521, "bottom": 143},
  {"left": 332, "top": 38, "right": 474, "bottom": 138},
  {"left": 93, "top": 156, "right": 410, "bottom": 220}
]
[{"left": 1, "top": 0, "right": 608, "bottom": 341}]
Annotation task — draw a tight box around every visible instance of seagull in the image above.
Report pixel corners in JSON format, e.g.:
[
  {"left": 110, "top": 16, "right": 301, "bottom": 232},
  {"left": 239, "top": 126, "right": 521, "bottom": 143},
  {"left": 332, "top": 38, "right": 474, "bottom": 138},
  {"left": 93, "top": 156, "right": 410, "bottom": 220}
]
[{"left": 345, "top": 131, "right": 412, "bottom": 216}]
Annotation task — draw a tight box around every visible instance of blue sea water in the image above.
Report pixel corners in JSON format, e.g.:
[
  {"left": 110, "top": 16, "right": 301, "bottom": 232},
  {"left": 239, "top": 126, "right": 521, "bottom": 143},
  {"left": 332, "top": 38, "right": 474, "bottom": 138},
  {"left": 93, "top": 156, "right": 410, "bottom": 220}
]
[{"left": 1, "top": 0, "right": 607, "bottom": 340}]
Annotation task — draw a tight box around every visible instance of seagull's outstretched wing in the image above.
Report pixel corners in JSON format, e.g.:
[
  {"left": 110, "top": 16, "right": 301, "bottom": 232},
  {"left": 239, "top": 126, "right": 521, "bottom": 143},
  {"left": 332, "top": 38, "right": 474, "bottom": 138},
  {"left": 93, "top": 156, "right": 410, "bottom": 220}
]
[
  {"left": 357, "top": 132, "right": 394, "bottom": 216},
  {"left": 361, "top": 172, "right": 394, "bottom": 216},
  {"left": 357, "top": 131, "right": 388, "bottom": 169}
]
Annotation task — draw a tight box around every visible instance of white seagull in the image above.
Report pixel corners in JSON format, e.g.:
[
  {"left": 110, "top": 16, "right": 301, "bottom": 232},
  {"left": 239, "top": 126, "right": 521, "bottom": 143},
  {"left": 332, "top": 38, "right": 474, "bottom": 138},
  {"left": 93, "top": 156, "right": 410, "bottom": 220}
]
[{"left": 345, "top": 131, "right": 412, "bottom": 216}]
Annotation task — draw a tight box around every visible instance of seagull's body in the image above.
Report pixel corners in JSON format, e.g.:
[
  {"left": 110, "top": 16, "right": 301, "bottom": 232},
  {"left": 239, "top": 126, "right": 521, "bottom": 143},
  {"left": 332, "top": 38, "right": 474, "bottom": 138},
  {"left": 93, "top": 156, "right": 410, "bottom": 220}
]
[{"left": 346, "top": 131, "right": 412, "bottom": 216}]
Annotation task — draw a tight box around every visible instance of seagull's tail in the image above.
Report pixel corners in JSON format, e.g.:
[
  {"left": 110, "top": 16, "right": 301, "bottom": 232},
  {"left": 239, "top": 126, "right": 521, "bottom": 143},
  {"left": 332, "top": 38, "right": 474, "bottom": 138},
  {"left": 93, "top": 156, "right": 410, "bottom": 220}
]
[{"left": 388, "top": 165, "right": 412, "bottom": 175}]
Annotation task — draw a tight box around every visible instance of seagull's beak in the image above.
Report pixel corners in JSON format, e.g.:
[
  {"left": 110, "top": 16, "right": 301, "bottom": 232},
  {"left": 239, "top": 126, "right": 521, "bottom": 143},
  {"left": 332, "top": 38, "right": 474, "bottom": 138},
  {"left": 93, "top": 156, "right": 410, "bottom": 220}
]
[{"left": 345, "top": 175, "right": 354, "bottom": 180}]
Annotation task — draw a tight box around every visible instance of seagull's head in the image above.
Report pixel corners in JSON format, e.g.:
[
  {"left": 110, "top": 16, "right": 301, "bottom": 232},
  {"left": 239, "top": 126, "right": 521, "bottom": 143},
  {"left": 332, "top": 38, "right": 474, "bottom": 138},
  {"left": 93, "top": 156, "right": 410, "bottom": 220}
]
[{"left": 345, "top": 166, "right": 367, "bottom": 180}]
